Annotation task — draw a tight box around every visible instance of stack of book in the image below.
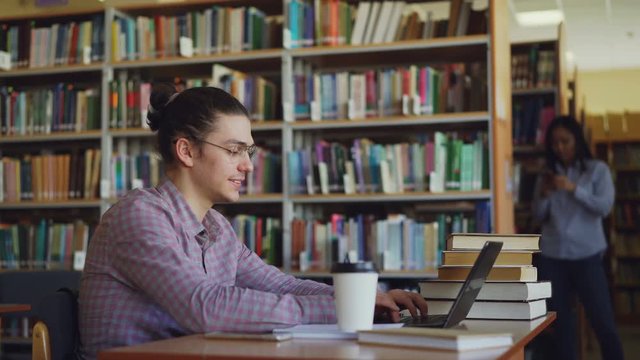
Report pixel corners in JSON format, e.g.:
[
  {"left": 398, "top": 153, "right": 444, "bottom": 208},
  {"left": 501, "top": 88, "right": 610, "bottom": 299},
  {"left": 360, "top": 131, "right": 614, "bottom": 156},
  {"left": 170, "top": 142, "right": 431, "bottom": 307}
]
[{"left": 419, "top": 233, "right": 551, "bottom": 320}]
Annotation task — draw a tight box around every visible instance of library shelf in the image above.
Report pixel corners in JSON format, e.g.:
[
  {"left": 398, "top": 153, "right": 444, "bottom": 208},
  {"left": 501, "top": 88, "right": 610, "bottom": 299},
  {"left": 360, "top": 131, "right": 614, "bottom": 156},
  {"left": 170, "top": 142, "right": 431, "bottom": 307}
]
[
  {"left": 111, "top": 48, "right": 284, "bottom": 70},
  {"left": 289, "top": 35, "right": 489, "bottom": 58},
  {"left": 511, "top": 87, "right": 558, "bottom": 96},
  {"left": 0, "top": 199, "right": 102, "bottom": 209},
  {"left": 289, "top": 112, "right": 490, "bottom": 130},
  {"left": 0, "top": 130, "right": 102, "bottom": 143},
  {"left": 0, "top": 63, "right": 104, "bottom": 78},
  {"left": 290, "top": 191, "right": 492, "bottom": 204},
  {"left": 513, "top": 145, "right": 545, "bottom": 155},
  {"left": 235, "top": 194, "right": 284, "bottom": 203}
]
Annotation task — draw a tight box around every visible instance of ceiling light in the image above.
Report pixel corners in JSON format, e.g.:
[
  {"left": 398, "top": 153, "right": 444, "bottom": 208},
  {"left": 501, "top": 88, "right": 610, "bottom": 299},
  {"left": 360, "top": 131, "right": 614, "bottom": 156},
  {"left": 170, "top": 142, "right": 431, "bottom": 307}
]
[{"left": 516, "top": 9, "right": 564, "bottom": 27}]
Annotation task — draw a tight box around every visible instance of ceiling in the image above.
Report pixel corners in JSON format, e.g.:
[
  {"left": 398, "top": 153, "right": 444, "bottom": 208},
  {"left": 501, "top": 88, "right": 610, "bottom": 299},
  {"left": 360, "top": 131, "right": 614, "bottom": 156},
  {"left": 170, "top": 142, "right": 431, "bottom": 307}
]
[{"left": 509, "top": 0, "right": 640, "bottom": 71}]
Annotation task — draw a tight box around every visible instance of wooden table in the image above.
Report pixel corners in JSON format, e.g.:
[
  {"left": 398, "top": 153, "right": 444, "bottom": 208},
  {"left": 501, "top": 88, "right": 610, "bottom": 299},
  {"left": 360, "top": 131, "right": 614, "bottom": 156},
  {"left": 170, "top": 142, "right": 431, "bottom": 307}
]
[{"left": 99, "top": 312, "right": 555, "bottom": 360}]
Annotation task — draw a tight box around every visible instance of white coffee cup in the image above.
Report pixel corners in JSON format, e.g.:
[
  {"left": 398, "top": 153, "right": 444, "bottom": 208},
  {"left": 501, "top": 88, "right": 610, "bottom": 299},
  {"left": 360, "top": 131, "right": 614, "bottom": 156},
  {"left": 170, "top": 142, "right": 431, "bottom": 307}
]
[{"left": 331, "top": 261, "right": 378, "bottom": 332}]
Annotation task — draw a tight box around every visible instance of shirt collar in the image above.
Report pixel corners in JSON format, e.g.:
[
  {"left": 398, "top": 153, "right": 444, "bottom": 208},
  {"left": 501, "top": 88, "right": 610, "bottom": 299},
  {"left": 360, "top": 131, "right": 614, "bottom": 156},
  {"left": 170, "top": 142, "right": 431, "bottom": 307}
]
[{"left": 156, "top": 179, "right": 206, "bottom": 239}]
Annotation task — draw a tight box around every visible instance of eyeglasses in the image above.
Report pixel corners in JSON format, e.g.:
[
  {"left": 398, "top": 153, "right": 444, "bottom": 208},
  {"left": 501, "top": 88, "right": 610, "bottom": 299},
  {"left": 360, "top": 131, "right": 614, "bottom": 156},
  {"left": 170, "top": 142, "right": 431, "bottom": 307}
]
[{"left": 201, "top": 139, "right": 257, "bottom": 160}]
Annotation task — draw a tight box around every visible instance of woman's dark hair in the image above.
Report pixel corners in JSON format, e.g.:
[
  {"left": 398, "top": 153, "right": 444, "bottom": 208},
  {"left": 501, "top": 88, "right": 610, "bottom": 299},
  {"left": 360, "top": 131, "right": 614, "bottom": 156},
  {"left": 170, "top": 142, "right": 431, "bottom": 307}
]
[
  {"left": 146, "top": 84, "right": 249, "bottom": 165},
  {"left": 544, "top": 115, "right": 592, "bottom": 173}
]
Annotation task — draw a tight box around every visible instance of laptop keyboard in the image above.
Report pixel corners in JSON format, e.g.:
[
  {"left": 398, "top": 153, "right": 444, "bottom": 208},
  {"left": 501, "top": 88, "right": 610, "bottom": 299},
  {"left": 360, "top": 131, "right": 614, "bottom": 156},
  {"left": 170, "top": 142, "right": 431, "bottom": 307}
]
[{"left": 401, "top": 314, "right": 449, "bottom": 328}]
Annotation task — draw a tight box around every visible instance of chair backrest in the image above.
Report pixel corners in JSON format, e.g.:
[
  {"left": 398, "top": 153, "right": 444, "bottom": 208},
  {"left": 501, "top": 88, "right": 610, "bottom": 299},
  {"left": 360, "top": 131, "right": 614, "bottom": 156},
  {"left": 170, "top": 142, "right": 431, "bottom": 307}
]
[{"left": 33, "top": 288, "right": 81, "bottom": 360}]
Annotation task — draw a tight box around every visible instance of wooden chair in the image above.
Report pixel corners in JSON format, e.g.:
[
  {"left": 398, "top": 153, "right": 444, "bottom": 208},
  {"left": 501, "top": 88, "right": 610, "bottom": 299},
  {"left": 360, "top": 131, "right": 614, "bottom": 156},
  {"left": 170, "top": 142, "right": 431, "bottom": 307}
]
[{"left": 31, "top": 288, "right": 80, "bottom": 360}]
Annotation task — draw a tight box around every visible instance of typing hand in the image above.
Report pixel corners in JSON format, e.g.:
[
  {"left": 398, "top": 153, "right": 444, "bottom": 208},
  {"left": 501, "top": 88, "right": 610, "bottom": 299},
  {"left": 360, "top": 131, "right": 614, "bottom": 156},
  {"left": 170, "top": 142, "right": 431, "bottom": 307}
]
[{"left": 374, "top": 289, "right": 428, "bottom": 323}]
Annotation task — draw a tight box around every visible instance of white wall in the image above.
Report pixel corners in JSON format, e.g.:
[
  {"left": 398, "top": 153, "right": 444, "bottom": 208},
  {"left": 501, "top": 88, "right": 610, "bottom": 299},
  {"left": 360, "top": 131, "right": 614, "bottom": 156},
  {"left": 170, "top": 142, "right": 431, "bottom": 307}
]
[{"left": 578, "top": 68, "right": 640, "bottom": 114}]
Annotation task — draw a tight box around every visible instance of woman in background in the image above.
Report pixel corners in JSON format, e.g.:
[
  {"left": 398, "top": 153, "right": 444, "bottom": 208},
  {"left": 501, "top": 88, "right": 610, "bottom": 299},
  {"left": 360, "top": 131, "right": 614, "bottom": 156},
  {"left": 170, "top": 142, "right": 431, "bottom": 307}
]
[{"left": 532, "top": 115, "right": 624, "bottom": 360}]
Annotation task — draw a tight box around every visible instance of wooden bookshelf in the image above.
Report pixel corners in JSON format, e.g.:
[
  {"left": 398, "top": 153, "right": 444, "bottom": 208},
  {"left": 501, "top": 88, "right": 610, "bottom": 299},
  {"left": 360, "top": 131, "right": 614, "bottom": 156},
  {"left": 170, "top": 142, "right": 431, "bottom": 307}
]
[
  {"left": 592, "top": 133, "right": 640, "bottom": 322},
  {"left": 510, "top": 36, "right": 565, "bottom": 234},
  {"left": 0, "top": 0, "right": 514, "bottom": 278}
]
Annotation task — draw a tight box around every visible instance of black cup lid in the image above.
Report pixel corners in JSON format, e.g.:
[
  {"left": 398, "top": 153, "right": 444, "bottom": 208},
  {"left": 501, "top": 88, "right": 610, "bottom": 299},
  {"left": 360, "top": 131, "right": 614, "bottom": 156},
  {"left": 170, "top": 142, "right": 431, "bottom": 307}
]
[{"left": 331, "top": 261, "right": 378, "bottom": 273}]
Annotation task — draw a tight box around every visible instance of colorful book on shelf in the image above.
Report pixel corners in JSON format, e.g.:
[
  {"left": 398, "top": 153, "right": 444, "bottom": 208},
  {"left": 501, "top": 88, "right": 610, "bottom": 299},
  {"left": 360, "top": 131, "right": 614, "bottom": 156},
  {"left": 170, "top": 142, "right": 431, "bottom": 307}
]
[
  {"left": 358, "top": 326, "right": 513, "bottom": 352},
  {"left": 447, "top": 233, "right": 540, "bottom": 251},
  {"left": 438, "top": 265, "right": 537, "bottom": 282},
  {"left": 419, "top": 280, "right": 551, "bottom": 302},
  {"left": 423, "top": 298, "right": 547, "bottom": 320}
]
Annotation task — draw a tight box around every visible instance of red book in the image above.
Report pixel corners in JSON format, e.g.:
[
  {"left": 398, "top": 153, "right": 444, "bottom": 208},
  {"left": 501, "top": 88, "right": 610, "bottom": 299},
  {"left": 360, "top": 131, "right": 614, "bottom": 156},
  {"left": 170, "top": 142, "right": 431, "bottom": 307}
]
[
  {"left": 255, "top": 217, "right": 263, "bottom": 257},
  {"left": 154, "top": 15, "right": 164, "bottom": 58},
  {"left": 68, "top": 22, "right": 79, "bottom": 65}
]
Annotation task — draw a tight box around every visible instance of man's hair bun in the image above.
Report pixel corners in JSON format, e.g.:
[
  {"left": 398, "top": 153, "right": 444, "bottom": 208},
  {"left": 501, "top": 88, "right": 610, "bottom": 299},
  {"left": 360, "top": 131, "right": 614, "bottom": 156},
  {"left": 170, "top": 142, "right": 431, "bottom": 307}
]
[{"left": 146, "top": 83, "right": 178, "bottom": 131}]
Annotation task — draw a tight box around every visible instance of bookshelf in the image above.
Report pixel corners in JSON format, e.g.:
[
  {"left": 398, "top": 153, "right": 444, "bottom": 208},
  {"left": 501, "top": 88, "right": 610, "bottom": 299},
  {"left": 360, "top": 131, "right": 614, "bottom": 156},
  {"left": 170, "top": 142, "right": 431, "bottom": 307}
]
[
  {"left": 589, "top": 111, "right": 640, "bottom": 322},
  {"left": 0, "top": 0, "right": 513, "bottom": 279},
  {"left": 510, "top": 39, "right": 561, "bottom": 234}
]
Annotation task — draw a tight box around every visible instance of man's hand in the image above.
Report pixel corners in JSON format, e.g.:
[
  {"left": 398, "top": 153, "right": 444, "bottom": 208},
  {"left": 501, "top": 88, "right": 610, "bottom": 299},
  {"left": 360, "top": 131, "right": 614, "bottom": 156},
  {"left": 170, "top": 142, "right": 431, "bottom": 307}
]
[{"left": 374, "top": 289, "right": 428, "bottom": 323}]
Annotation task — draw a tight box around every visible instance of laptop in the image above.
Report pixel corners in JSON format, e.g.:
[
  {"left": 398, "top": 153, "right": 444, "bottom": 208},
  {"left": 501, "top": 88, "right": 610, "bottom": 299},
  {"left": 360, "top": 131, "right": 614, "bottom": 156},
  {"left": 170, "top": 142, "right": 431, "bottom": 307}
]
[{"left": 401, "top": 240, "right": 503, "bottom": 328}]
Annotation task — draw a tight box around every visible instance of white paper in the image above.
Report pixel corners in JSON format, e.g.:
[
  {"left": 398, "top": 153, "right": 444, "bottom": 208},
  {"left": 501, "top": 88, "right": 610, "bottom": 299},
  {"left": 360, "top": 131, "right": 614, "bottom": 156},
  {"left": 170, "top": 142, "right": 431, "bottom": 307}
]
[
  {"left": 283, "top": 101, "right": 294, "bottom": 122},
  {"left": 100, "top": 179, "right": 111, "bottom": 199},
  {"left": 0, "top": 51, "right": 11, "bottom": 70},
  {"left": 131, "top": 178, "right": 144, "bottom": 189},
  {"left": 310, "top": 101, "right": 321, "bottom": 121},
  {"left": 73, "top": 251, "right": 86, "bottom": 271},
  {"left": 83, "top": 46, "right": 92, "bottom": 64},
  {"left": 179, "top": 36, "right": 194, "bottom": 58},
  {"left": 274, "top": 323, "right": 403, "bottom": 340}
]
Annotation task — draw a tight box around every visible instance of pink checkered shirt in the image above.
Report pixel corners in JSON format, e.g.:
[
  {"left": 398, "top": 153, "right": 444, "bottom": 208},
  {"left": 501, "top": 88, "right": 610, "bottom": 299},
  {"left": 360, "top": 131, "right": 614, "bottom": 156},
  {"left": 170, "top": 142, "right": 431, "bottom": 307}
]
[{"left": 79, "top": 180, "right": 336, "bottom": 359}]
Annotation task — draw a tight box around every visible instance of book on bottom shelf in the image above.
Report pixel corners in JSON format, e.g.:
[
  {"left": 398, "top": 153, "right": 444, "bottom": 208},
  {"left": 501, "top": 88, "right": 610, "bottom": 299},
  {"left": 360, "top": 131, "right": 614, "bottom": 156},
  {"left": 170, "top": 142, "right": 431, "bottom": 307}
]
[
  {"left": 357, "top": 327, "right": 513, "bottom": 352},
  {"left": 419, "top": 281, "right": 551, "bottom": 301},
  {"left": 424, "top": 298, "right": 547, "bottom": 320}
]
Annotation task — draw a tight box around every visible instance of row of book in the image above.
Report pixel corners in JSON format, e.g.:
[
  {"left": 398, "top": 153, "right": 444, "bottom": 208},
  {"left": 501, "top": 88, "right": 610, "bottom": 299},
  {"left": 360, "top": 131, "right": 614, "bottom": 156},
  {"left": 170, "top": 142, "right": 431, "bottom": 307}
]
[
  {"left": 512, "top": 158, "right": 544, "bottom": 205},
  {"left": 287, "top": 132, "right": 489, "bottom": 195},
  {"left": 112, "top": 6, "right": 281, "bottom": 61},
  {"left": 512, "top": 97, "right": 555, "bottom": 146},
  {"left": 211, "top": 64, "right": 278, "bottom": 121},
  {"left": 1, "top": 316, "right": 31, "bottom": 339},
  {"left": 0, "top": 85, "right": 101, "bottom": 136},
  {"left": 616, "top": 262, "right": 640, "bottom": 284},
  {"left": 290, "top": 204, "right": 490, "bottom": 272},
  {"left": 615, "top": 173, "right": 640, "bottom": 196},
  {"left": 615, "top": 289, "right": 640, "bottom": 314},
  {"left": 614, "top": 203, "right": 640, "bottom": 229},
  {"left": 293, "top": 62, "right": 485, "bottom": 120},
  {"left": 613, "top": 233, "right": 640, "bottom": 256},
  {"left": 231, "top": 215, "right": 283, "bottom": 267},
  {"left": 287, "top": 0, "right": 487, "bottom": 48},
  {"left": 110, "top": 67, "right": 277, "bottom": 129},
  {"left": 612, "top": 143, "right": 640, "bottom": 167},
  {"left": 419, "top": 233, "right": 550, "bottom": 321},
  {"left": 109, "top": 151, "right": 163, "bottom": 198},
  {"left": 0, "top": 219, "right": 92, "bottom": 270},
  {"left": 0, "top": 14, "right": 105, "bottom": 69},
  {"left": 511, "top": 47, "right": 557, "bottom": 90},
  {"left": 0, "top": 150, "right": 101, "bottom": 202},
  {"left": 109, "top": 145, "right": 280, "bottom": 198}
]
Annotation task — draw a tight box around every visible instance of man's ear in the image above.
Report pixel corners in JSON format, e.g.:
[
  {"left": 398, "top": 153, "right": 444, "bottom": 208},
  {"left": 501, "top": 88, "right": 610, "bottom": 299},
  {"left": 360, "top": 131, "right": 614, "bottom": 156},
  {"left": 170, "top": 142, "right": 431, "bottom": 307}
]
[{"left": 174, "top": 138, "right": 195, "bottom": 168}]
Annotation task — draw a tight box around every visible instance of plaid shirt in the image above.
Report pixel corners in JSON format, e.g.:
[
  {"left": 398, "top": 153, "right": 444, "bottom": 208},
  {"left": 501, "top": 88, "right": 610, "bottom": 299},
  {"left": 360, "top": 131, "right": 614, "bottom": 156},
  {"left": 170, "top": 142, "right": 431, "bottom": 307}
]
[{"left": 79, "top": 180, "right": 335, "bottom": 359}]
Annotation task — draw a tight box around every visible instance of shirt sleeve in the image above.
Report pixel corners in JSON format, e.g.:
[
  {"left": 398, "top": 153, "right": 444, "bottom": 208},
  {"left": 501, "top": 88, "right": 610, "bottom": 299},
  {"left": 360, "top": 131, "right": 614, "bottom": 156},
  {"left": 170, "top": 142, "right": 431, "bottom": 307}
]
[
  {"left": 234, "top": 238, "right": 334, "bottom": 296},
  {"left": 109, "top": 198, "right": 336, "bottom": 334},
  {"left": 573, "top": 162, "right": 615, "bottom": 217},
  {"left": 531, "top": 174, "right": 551, "bottom": 222}
]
